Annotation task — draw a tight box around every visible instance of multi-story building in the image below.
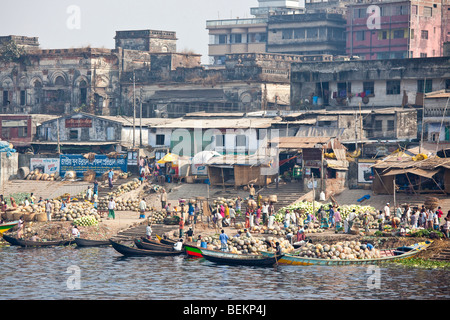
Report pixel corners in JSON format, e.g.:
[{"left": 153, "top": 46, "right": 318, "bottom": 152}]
[{"left": 346, "top": 0, "right": 444, "bottom": 60}]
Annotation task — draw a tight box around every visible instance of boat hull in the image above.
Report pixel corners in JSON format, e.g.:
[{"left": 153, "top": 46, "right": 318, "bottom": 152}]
[
  {"left": 0, "top": 221, "right": 19, "bottom": 235},
  {"left": 184, "top": 245, "right": 203, "bottom": 258},
  {"left": 261, "top": 241, "right": 432, "bottom": 266},
  {"left": 74, "top": 238, "right": 111, "bottom": 247},
  {"left": 201, "top": 248, "right": 282, "bottom": 267},
  {"left": 134, "top": 238, "right": 176, "bottom": 252},
  {"left": 110, "top": 240, "right": 184, "bottom": 257}
]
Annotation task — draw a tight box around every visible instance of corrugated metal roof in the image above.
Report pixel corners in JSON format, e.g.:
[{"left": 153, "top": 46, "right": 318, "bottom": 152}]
[{"left": 151, "top": 118, "right": 278, "bottom": 129}]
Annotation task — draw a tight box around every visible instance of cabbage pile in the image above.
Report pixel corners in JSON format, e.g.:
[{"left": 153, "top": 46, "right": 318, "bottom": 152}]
[
  {"left": 276, "top": 201, "right": 376, "bottom": 222},
  {"left": 73, "top": 215, "right": 99, "bottom": 227}
]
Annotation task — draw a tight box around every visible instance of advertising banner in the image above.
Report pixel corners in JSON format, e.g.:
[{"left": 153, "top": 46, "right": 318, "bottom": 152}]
[
  {"left": 60, "top": 154, "right": 127, "bottom": 177},
  {"left": 30, "top": 158, "right": 60, "bottom": 175},
  {"left": 358, "top": 162, "right": 375, "bottom": 183}
]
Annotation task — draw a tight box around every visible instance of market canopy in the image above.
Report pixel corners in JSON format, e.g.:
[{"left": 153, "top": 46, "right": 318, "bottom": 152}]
[
  {"left": 157, "top": 153, "right": 179, "bottom": 164},
  {"left": 381, "top": 168, "right": 440, "bottom": 179}
]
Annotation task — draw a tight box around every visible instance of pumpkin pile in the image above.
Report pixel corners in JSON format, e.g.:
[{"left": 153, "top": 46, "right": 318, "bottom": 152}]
[
  {"left": 24, "top": 169, "right": 61, "bottom": 181},
  {"left": 54, "top": 201, "right": 101, "bottom": 222},
  {"left": 291, "top": 240, "right": 381, "bottom": 260}
]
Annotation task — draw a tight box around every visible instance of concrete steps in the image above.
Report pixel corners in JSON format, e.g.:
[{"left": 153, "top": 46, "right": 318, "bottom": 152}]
[{"left": 430, "top": 248, "right": 450, "bottom": 261}]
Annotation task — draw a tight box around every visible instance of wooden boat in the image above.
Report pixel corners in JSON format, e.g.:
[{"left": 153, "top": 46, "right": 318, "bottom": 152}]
[
  {"left": 184, "top": 244, "right": 204, "bottom": 258},
  {"left": 160, "top": 238, "right": 177, "bottom": 246},
  {"left": 0, "top": 221, "right": 19, "bottom": 235},
  {"left": 141, "top": 237, "right": 173, "bottom": 246},
  {"left": 134, "top": 238, "right": 177, "bottom": 252},
  {"left": 200, "top": 248, "right": 283, "bottom": 267},
  {"left": 2, "top": 233, "right": 21, "bottom": 246},
  {"left": 261, "top": 241, "right": 432, "bottom": 266},
  {"left": 14, "top": 237, "right": 73, "bottom": 248},
  {"left": 74, "top": 238, "right": 111, "bottom": 247},
  {"left": 109, "top": 240, "right": 184, "bottom": 257}
]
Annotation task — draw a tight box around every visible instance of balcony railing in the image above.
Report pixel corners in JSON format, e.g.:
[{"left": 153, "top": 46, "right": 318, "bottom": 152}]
[{"left": 206, "top": 18, "right": 268, "bottom": 27}]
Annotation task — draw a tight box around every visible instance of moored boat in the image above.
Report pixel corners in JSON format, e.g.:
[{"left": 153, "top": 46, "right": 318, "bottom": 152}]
[
  {"left": 201, "top": 248, "right": 283, "bottom": 267},
  {"left": 12, "top": 237, "right": 73, "bottom": 248},
  {"left": 134, "top": 238, "right": 176, "bottom": 252},
  {"left": 159, "top": 238, "right": 177, "bottom": 246},
  {"left": 2, "top": 233, "right": 21, "bottom": 246},
  {"left": 0, "top": 221, "right": 19, "bottom": 235},
  {"left": 110, "top": 239, "right": 184, "bottom": 257},
  {"left": 261, "top": 241, "right": 432, "bottom": 266},
  {"left": 74, "top": 238, "right": 111, "bottom": 247},
  {"left": 184, "top": 244, "right": 203, "bottom": 258}
]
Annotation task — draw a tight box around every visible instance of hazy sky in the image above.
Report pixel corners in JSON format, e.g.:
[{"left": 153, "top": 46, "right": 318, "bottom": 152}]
[{"left": 0, "top": 0, "right": 258, "bottom": 64}]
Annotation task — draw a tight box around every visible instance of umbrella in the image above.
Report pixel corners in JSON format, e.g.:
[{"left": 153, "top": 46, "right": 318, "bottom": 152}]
[{"left": 157, "top": 153, "right": 179, "bottom": 164}]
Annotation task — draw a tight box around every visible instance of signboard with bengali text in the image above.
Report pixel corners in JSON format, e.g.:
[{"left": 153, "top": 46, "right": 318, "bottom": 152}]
[{"left": 59, "top": 154, "right": 127, "bottom": 177}]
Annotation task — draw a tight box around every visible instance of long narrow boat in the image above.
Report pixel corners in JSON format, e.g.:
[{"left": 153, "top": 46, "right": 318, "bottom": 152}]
[
  {"left": 2, "top": 233, "right": 21, "bottom": 246},
  {"left": 109, "top": 240, "right": 184, "bottom": 257},
  {"left": 159, "top": 238, "right": 177, "bottom": 246},
  {"left": 184, "top": 244, "right": 204, "bottom": 258},
  {"left": 74, "top": 238, "right": 111, "bottom": 247},
  {"left": 261, "top": 241, "right": 432, "bottom": 266},
  {"left": 0, "top": 221, "right": 19, "bottom": 235},
  {"left": 134, "top": 238, "right": 176, "bottom": 252},
  {"left": 141, "top": 237, "right": 173, "bottom": 246},
  {"left": 12, "top": 237, "right": 73, "bottom": 248},
  {"left": 200, "top": 248, "right": 283, "bottom": 267}
]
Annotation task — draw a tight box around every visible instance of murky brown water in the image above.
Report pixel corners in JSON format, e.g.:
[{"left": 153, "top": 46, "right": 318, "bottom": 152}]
[{"left": 0, "top": 245, "right": 448, "bottom": 300}]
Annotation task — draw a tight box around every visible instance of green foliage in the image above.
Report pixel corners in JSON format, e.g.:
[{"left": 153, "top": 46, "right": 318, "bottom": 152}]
[
  {"left": 0, "top": 40, "right": 27, "bottom": 63},
  {"left": 390, "top": 258, "right": 450, "bottom": 270}
]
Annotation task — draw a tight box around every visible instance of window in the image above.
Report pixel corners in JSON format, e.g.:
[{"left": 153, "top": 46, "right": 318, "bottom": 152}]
[
  {"left": 282, "top": 29, "right": 293, "bottom": 40},
  {"left": 248, "top": 33, "right": 266, "bottom": 43},
  {"left": 69, "top": 130, "right": 79, "bottom": 140},
  {"left": 417, "top": 79, "right": 433, "bottom": 93},
  {"left": 18, "top": 126, "right": 28, "bottom": 138},
  {"left": 307, "top": 28, "right": 318, "bottom": 39},
  {"left": 363, "top": 81, "right": 375, "bottom": 95},
  {"left": 393, "top": 29, "right": 405, "bottom": 39},
  {"left": 421, "top": 30, "right": 428, "bottom": 39},
  {"left": 420, "top": 53, "right": 427, "bottom": 58},
  {"left": 386, "top": 80, "right": 400, "bottom": 95},
  {"left": 446, "top": 79, "right": 450, "bottom": 90},
  {"left": 215, "top": 135, "right": 224, "bottom": 147},
  {"left": 230, "top": 34, "right": 242, "bottom": 44},
  {"left": 387, "top": 120, "right": 395, "bottom": 131},
  {"left": 2, "top": 91, "right": 9, "bottom": 106},
  {"left": 354, "top": 8, "right": 366, "bottom": 18},
  {"left": 423, "top": 6, "right": 432, "bottom": 17},
  {"left": 375, "top": 120, "right": 383, "bottom": 131},
  {"left": 1, "top": 127, "right": 10, "bottom": 140},
  {"left": 393, "top": 5, "right": 408, "bottom": 15},
  {"left": 54, "top": 76, "right": 65, "bottom": 86},
  {"left": 106, "top": 127, "right": 115, "bottom": 141},
  {"left": 218, "top": 35, "right": 227, "bottom": 44},
  {"left": 410, "top": 29, "right": 414, "bottom": 39},
  {"left": 294, "top": 28, "right": 305, "bottom": 39},
  {"left": 379, "top": 30, "right": 388, "bottom": 40},
  {"left": 20, "top": 90, "right": 26, "bottom": 106},
  {"left": 156, "top": 134, "right": 165, "bottom": 146},
  {"left": 337, "top": 82, "right": 351, "bottom": 97},
  {"left": 236, "top": 135, "right": 247, "bottom": 148},
  {"left": 412, "top": 5, "right": 418, "bottom": 15},
  {"left": 356, "top": 31, "right": 366, "bottom": 41}
]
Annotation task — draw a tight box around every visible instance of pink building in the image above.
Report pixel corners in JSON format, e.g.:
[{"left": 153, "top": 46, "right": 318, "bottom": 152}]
[{"left": 346, "top": 0, "right": 444, "bottom": 60}]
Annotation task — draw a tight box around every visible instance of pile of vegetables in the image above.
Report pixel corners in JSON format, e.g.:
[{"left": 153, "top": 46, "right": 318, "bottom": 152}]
[
  {"left": 276, "top": 201, "right": 376, "bottom": 222},
  {"left": 98, "top": 198, "right": 143, "bottom": 212},
  {"left": 54, "top": 202, "right": 101, "bottom": 222},
  {"left": 292, "top": 240, "right": 381, "bottom": 260},
  {"left": 73, "top": 215, "right": 99, "bottom": 227},
  {"left": 148, "top": 211, "right": 168, "bottom": 224},
  {"left": 106, "top": 179, "right": 141, "bottom": 198},
  {"left": 199, "top": 234, "right": 295, "bottom": 255}
]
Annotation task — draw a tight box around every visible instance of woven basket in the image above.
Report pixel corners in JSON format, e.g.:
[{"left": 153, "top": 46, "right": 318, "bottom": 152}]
[
  {"left": 35, "top": 213, "right": 48, "bottom": 222},
  {"left": 23, "top": 213, "right": 36, "bottom": 222}
]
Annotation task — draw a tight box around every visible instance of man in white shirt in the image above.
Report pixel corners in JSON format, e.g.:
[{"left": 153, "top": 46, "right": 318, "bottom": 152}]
[
  {"left": 146, "top": 224, "right": 152, "bottom": 239},
  {"left": 347, "top": 209, "right": 357, "bottom": 233},
  {"left": 173, "top": 238, "right": 183, "bottom": 251},
  {"left": 45, "top": 200, "right": 53, "bottom": 221},
  {"left": 139, "top": 198, "right": 147, "bottom": 219},
  {"left": 108, "top": 198, "right": 116, "bottom": 220},
  {"left": 262, "top": 202, "right": 269, "bottom": 226},
  {"left": 384, "top": 203, "right": 390, "bottom": 221}
]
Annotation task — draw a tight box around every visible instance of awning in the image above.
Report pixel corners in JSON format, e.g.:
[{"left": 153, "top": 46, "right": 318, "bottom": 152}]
[{"left": 382, "top": 168, "right": 440, "bottom": 179}]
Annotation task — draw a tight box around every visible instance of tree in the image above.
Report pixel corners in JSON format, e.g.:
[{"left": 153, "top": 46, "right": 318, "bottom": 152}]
[{"left": 0, "top": 40, "right": 27, "bottom": 63}]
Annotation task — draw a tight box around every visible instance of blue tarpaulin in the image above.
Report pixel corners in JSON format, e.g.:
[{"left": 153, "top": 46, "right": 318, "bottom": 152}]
[{"left": 0, "top": 141, "right": 16, "bottom": 157}]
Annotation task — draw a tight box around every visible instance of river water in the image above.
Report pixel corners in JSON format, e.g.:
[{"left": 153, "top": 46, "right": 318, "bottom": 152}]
[{"left": 1, "top": 245, "right": 448, "bottom": 300}]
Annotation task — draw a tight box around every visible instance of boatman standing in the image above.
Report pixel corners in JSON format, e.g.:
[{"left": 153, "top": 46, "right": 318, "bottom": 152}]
[{"left": 219, "top": 229, "right": 229, "bottom": 252}]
